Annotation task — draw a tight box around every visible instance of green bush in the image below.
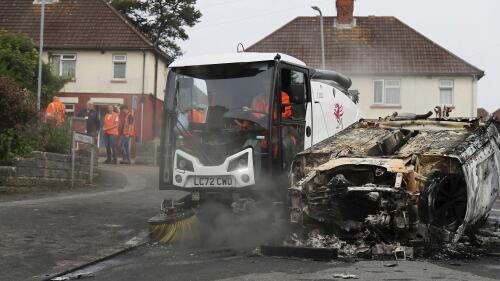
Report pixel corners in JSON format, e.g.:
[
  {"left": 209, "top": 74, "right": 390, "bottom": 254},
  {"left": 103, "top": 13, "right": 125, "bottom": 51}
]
[
  {"left": 0, "top": 29, "right": 67, "bottom": 108},
  {"left": 0, "top": 30, "right": 38, "bottom": 90},
  {"left": 0, "top": 77, "right": 38, "bottom": 131},
  {"left": 0, "top": 121, "right": 71, "bottom": 165},
  {"left": 39, "top": 121, "right": 71, "bottom": 154},
  {"left": 0, "top": 31, "right": 71, "bottom": 165},
  {"left": 0, "top": 127, "right": 41, "bottom": 165}
]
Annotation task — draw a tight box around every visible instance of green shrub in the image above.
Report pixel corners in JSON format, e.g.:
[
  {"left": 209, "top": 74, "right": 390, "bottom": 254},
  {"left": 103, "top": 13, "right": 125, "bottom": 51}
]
[
  {"left": 0, "top": 77, "right": 38, "bottom": 131},
  {"left": 39, "top": 121, "right": 71, "bottom": 154},
  {"left": 0, "top": 127, "right": 42, "bottom": 165},
  {"left": 0, "top": 30, "right": 67, "bottom": 108},
  {"left": 0, "top": 121, "right": 71, "bottom": 165}
]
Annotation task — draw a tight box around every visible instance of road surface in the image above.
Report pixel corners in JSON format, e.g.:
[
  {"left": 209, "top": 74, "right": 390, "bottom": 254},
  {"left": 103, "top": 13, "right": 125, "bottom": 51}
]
[{"left": 1, "top": 164, "right": 499, "bottom": 281}]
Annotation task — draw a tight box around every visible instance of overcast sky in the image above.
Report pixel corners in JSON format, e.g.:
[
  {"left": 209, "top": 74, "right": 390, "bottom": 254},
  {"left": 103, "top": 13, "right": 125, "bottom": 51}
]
[{"left": 178, "top": 0, "right": 500, "bottom": 112}]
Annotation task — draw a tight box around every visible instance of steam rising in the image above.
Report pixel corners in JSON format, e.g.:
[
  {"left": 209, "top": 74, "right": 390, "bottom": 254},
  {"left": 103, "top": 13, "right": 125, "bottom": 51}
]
[{"left": 175, "top": 199, "right": 287, "bottom": 251}]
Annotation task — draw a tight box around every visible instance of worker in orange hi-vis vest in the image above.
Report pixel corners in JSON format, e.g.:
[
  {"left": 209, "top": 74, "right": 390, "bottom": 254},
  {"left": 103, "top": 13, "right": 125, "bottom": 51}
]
[
  {"left": 187, "top": 108, "right": 205, "bottom": 124},
  {"left": 119, "top": 104, "right": 134, "bottom": 164},
  {"left": 45, "top": 96, "right": 66, "bottom": 126},
  {"left": 102, "top": 105, "right": 119, "bottom": 164}
]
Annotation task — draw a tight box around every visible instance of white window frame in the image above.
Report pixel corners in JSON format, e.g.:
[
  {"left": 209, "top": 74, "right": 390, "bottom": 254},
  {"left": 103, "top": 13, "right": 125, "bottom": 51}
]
[
  {"left": 50, "top": 53, "right": 77, "bottom": 79},
  {"left": 64, "top": 104, "right": 75, "bottom": 114},
  {"left": 439, "top": 79, "right": 454, "bottom": 106},
  {"left": 373, "top": 79, "right": 401, "bottom": 105},
  {"left": 33, "top": 0, "right": 58, "bottom": 4},
  {"left": 113, "top": 54, "right": 127, "bottom": 80}
]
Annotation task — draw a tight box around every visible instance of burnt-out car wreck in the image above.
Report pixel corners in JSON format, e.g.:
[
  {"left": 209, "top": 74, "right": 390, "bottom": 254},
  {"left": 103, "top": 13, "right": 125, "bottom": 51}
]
[{"left": 288, "top": 117, "right": 500, "bottom": 258}]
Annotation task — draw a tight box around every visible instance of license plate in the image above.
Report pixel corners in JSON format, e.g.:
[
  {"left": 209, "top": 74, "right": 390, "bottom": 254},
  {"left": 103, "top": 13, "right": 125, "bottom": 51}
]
[{"left": 193, "top": 176, "right": 233, "bottom": 187}]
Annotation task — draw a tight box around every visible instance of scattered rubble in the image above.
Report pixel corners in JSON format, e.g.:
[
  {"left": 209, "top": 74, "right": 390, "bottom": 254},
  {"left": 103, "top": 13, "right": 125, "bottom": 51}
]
[
  {"left": 288, "top": 118, "right": 500, "bottom": 260},
  {"left": 333, "top": 273, "right": 358, "bottom": 279},
  {"left": 51, "top": 272, "right": 94, "bottom": 280}
]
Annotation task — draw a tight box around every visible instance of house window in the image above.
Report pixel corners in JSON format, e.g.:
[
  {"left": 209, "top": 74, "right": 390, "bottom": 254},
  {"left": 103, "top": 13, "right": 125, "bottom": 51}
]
[
  {"left": 50, "top": 54, "right": 76, "bottom": 79},
  {"left": 373, "top": 79, "right": 401, "bottom": 105},
  {"left": 113, "top": 54, "right": 127, "bottom": 79},
  {"left": 64, "top": 104, "right": 75, "bottom": 117},
  {"left": 439, "top": 80, "right": 454, "bottom": 105}
]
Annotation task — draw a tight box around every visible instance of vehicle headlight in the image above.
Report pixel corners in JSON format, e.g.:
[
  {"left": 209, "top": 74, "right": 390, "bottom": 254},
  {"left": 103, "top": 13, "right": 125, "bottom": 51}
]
[
  {"left": 176, "top": 155, "right": 194, "bottom": 172},
  {"left": 227, "top": 153, "right": 249, "bottom": 172}
]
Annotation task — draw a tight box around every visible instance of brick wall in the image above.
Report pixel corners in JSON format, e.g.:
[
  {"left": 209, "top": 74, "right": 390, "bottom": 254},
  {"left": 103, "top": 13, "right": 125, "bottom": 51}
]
[{"left": 0, "top": 149, "right": 98, "bottom": 190}]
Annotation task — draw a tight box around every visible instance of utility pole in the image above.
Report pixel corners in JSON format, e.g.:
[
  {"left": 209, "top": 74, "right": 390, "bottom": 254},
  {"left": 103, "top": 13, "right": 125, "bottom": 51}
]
[
  {"left": 311, "top": 6, "right": 325, "bottom": 70},
  {"left": 37, "top": 0, "right": 46, "bottom": 111},
  {"left": 153, "top": 29, "right": 160, "bottom": 138}
]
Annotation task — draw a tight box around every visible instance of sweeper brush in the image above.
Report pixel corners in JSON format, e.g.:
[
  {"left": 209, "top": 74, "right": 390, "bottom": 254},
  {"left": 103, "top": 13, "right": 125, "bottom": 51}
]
[{"left": 148, "top": 197, "right": 198, "bottom": 244}]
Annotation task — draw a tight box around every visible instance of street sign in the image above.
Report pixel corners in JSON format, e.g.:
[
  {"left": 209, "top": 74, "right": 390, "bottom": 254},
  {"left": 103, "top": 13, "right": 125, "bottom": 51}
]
[
  {"left": 132, "top": 95, "right": 138, "bottom": 110},
  {"left": 73, "top": 132, "right": 93, "bottom": 145},
  {"left": 71, "top": 132, "right": 95, "bottom": 188}
]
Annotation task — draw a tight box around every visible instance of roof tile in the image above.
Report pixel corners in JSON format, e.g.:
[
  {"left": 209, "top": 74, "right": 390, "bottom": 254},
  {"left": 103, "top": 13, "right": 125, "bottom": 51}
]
[
  {"left": 0, "top": 0, "right": 153, "bottom": 50},
  {"left": 247, "top": 16, "right": 483, "bottom": 77}
]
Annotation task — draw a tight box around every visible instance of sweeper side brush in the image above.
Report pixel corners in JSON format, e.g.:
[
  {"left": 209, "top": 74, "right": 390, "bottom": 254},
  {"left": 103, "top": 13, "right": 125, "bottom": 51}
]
[{"left": 148, "top": 197, "right": 198, "bottom": 244}]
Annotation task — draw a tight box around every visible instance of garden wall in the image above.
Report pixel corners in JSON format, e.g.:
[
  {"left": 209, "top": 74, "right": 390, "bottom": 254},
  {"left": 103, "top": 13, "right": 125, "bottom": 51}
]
[
  {"left": 0, "top": 149, "right": 98, "bottom": 190},
  {"left": 135, "top": 138, "right": 160, "bottom": 166}
]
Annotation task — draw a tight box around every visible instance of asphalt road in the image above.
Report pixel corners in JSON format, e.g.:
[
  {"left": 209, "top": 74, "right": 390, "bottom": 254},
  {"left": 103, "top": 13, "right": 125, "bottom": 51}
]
[
  {"left": 57, "top": 200, "right": 500, "bottom": 281},
  {"left": 0, "top": 164, "right": 184, "bottom": 281},
  {"left": 1, "top": 164, "right": 499, "bottom": 281},
  {"left": 61, "top": 242, "right": 500, "bottom": 281}
]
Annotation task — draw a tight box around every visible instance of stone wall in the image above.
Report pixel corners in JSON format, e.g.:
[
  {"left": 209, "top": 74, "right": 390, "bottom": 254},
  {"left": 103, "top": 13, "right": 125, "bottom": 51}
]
[
  {"left": 135, "top": 138, "right": 160, "bottom": 166},
  {"left": 0, "top": 149, "right": 98, "bottom": 189}
]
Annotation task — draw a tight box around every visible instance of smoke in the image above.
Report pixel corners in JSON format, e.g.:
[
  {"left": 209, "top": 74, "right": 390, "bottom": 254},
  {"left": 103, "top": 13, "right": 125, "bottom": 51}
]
[{"left": 174, "top": 199, "right": 289, "bottom": 251}]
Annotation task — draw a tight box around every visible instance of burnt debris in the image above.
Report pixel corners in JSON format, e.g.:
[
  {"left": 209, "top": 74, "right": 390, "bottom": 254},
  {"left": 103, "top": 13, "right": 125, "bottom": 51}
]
[{"left": 288, "top": 118, "right": 500, "bottom": 259}]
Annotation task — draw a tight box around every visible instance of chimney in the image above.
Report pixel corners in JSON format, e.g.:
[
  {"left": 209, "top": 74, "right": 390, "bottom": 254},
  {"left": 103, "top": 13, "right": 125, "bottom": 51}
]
[{"left": 336, "top": 0, "right": 354, "bottom": 25}]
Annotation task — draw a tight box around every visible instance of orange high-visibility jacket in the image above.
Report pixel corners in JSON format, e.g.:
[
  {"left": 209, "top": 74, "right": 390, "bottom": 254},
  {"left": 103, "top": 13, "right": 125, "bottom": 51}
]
[
  {"left": 252, "top": 91, "right": 292, "bottom": 120},
  {"left": 103, "top": 112, "right": 119, "bottom": 135},
  {"left": 188, "top": 109, "right": 205, "bottom": 123},
  {"left": 45, "top": 98, "right": 66, "bottom": 124},
  {"left": 281, "top": 91, "right": 292, "bottom": 119},
  {"left": 122, "top": 112, "right": 135, "bottom": 136}
]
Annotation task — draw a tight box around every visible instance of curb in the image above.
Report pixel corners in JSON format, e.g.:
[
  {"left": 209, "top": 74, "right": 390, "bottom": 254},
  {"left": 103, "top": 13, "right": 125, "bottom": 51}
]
[{"left": 40, "top": 242, "right": 147, "bottom": 281}]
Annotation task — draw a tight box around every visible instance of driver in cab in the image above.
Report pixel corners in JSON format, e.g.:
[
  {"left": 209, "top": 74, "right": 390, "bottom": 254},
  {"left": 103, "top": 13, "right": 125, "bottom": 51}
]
[
  {"left": 234, "top": 86, "right": 292, "bottom": 130},
  {"left": 235, "top": 78, "right": 295, "bottom": 176}
]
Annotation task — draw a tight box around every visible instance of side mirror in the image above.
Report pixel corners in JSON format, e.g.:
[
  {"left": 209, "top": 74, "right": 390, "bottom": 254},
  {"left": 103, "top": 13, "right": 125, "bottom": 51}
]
[{"left": 306, "top": 126, "right": 312, "bottom": 137}]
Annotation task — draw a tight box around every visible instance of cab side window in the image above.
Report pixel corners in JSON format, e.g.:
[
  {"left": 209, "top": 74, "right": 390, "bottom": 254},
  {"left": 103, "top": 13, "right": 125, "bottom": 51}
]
[{"left": 281, "top": 69, "right": 307, "bottom": 120}]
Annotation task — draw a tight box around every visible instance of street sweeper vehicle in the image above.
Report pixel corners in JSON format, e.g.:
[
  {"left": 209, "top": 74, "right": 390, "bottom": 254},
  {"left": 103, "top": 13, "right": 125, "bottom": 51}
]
[{"left": 149, "top": 52, "right": 362, "bottom": 243}]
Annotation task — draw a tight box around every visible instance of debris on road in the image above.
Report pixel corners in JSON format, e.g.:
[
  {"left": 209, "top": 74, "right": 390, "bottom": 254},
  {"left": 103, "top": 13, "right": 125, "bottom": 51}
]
[
  {"left": 333, "top": 272, "right": 359, "bottom": 279},
  {"left": 51, "top": 271, "right": 94, "bottom": 280},
  {"left": 260, "top": 244, "right": 338, "bottom": 260},
  {"left": 288, "top": 117, "right": 500, "bottom": 259}
]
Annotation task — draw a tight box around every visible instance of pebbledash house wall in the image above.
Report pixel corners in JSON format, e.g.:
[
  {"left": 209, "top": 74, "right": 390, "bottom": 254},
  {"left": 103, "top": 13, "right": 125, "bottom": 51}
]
[
  {"left": 42, "top": 50, "right": 169, "bottom": 149},
  {"left": 350, "top": 75, "right": 478, "bottom": 119}
]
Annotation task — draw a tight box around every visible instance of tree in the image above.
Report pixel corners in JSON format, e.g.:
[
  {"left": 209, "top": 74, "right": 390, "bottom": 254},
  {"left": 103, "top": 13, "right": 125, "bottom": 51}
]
[
  {"left": 0, "top": 77, "right": 38, "bottom": 131},
  {"left": 0, "top": 30, "right": 66, "bottom": 108},
  {"left": 0, "top": 30, "right": 38, "bottom": 90},
  {"left": 109, "top": 0, "right": 202, "bottom": 58}
]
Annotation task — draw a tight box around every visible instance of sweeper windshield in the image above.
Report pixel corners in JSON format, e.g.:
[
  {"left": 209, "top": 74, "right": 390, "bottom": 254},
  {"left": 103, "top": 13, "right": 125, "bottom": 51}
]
[{"left": 165, "top": 62, "right": 275, "bottom": 166}]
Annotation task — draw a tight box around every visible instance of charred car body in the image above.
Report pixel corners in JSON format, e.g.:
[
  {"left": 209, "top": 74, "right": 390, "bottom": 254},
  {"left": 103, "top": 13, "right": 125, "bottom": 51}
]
[{"left": 289, "top": 117, "right": 500, "bottom": 248}]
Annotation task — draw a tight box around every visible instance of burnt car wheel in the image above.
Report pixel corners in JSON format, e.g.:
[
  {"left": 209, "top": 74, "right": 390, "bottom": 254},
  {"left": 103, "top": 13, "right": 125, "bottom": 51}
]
[{"left": 419, "top": 172, "right": 467, "bottom": 232}]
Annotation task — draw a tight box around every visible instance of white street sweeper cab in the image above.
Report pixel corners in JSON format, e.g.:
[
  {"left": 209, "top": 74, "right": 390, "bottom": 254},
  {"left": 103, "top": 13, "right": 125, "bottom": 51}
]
[{"left": 159, "top": 52, "right": 361, "bottom": 200}]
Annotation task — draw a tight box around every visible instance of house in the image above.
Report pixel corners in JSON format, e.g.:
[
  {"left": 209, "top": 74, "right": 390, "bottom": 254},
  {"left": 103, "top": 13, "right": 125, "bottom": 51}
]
[
  {"left": 247, "top": 0, "right": 484, "bottom": 119},
  {"left": 493, "top": 109, "right": 500, "bottom": 121},
  {"left": 477, "top": 107, "right": 490, "bottom": 119},
  {"left": 0, "top": 0, "right": 171, "bottom": 147}
]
